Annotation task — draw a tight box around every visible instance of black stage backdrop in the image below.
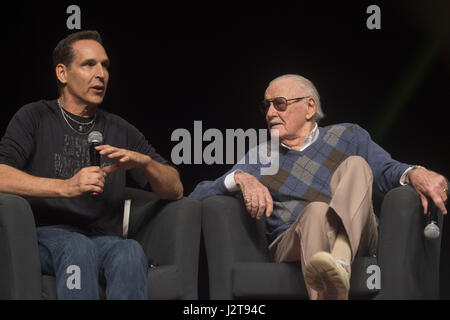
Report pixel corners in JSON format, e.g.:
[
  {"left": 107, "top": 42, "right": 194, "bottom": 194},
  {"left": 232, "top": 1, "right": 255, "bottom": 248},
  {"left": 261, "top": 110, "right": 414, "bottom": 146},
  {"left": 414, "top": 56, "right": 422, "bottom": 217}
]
[{"left": 2, "top": 1, "right": 450, "bottom": 298}]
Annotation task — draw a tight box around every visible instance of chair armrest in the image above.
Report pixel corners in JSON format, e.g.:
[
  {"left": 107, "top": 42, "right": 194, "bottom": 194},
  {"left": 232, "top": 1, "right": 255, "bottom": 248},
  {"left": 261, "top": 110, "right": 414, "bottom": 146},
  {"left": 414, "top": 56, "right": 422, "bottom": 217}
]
[
  {"left": 202, "top": 195, "right": 270, "bottom": 299},
  {"left": 376, "top": 185, "right": 443, "bottom": 299},
  {"left": 0, "top": 193, "right": 42, "bottom": 299},
  {"left": 203, "top": 195, "right": 270, "bottom": 262},
  {"left": 125, "top": 188, "right": 202, "bottom": 300}
]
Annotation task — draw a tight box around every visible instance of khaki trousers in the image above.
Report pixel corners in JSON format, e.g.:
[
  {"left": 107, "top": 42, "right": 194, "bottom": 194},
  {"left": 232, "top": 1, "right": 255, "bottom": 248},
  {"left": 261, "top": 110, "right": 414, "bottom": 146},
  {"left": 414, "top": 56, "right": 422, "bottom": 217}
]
[{"left": 268, "top": 156, "right": 378, "bottom": 299}]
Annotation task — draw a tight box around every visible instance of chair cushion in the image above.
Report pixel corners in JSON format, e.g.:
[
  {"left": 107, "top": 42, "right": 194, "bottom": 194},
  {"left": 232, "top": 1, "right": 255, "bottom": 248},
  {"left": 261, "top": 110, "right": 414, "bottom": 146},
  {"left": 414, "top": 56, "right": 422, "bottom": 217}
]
[
  {"left": 41, "top": 265, "right": 182, "bottom": 300},
  {"left": 232, "top": 256, "right": 380, "bottom": 299},
  {"left": 148, "top": 265, "right": 182, "bottom": 300},
  {"left": 232, "top": 262, "right": 308, "bottom": 299}
]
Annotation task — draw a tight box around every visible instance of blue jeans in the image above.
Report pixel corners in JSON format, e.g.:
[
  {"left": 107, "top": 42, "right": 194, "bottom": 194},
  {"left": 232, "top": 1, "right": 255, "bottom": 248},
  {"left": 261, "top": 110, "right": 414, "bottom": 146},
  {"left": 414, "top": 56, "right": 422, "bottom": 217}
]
[{"left": 37, "top": 227, "right": 148, "bottom": 300}]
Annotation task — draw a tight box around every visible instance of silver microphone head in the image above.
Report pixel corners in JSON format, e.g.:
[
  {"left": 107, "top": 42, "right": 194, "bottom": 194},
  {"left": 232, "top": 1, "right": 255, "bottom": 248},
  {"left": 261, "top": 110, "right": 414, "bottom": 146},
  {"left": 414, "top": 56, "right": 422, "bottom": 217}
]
[
  {"left": 88, "top": 131, "right": 103, "bottom": 144},
  {"left": 424, "top": 222, "right": 440, "bottom": 240}
]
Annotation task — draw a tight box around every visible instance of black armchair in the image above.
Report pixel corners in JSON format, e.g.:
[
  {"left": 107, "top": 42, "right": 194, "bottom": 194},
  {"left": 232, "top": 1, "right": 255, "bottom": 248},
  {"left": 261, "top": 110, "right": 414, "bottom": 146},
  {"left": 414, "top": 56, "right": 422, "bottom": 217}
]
[
  {"left": 201, "top": 185, "right": 444, "bottom": 300},
  {"left": 0, "top": 187, "right": 202, "bottom": 300}
]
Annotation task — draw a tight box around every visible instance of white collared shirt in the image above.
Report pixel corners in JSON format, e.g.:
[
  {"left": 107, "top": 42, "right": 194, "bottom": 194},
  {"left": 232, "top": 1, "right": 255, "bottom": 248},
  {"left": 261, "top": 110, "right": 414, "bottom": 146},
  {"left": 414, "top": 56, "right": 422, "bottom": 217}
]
[{"left": 282, "top": 123, "right": 319, "bottom": 152}]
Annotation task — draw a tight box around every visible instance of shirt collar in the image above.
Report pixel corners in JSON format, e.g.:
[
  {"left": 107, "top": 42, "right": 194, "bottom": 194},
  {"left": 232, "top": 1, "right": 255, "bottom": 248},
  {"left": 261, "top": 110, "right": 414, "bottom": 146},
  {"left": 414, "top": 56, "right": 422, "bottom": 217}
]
[{"left": 281, "top": 123, "right": 319, "bottom": 152}]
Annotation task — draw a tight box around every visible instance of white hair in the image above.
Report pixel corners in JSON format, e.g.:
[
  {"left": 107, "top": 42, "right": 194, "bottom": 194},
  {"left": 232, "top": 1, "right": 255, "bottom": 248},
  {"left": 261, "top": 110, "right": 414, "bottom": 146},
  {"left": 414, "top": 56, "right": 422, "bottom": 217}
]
[{"left": 269, "top": 74, "right": 324, "bottom": 123}]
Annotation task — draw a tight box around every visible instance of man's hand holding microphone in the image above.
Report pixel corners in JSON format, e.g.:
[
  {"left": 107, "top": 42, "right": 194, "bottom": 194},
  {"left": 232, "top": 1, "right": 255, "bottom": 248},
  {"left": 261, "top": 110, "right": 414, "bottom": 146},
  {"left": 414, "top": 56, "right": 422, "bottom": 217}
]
[
  {"left": 62, "top": 166, "right": 107, "bottom": 197},
  {"left": 60, "top": 130, "right": 155, "bottom": 198},
  {"left": 61, "top": 131, "right": 106, "bottom": 197}
]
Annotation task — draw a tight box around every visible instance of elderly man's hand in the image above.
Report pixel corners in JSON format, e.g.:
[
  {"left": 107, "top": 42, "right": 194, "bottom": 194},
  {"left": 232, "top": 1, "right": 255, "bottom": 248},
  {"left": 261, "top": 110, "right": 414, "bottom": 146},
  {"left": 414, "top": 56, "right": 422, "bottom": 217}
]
[
  {"left": 234, "top": 171, "right": 274, "bottom": 220},
  {"left": 408, "top": 167, "right": 448, "bottom": 215}
]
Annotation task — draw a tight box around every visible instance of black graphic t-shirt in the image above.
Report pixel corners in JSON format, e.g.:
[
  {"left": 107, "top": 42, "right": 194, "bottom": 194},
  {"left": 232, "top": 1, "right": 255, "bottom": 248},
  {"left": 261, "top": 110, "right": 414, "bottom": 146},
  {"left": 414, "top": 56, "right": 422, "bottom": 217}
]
[{"left": 0, "top": 100, "right": 169, "bottom": 236}]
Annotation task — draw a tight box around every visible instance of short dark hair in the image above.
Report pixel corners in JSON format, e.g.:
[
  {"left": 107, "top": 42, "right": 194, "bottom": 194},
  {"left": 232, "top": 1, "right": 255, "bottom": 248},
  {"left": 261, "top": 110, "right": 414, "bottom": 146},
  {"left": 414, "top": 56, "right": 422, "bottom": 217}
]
[{"left": 52, "top": 30, "right": 103, "bottom": 94}]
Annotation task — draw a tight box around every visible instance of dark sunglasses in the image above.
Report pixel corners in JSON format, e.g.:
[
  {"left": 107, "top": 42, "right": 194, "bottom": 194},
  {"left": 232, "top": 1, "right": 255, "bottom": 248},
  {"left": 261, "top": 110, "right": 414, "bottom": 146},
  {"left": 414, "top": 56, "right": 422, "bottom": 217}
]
[{"left": 260, "top": 96, "right": 310, "bottom": 114}]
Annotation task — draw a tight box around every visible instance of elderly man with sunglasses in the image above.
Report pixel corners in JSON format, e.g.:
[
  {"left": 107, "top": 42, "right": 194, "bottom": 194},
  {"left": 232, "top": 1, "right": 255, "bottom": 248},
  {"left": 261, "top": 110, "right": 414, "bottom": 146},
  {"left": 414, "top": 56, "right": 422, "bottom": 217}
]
[{"left": 190, "top": 74, "right": 448, "bottom": 300}]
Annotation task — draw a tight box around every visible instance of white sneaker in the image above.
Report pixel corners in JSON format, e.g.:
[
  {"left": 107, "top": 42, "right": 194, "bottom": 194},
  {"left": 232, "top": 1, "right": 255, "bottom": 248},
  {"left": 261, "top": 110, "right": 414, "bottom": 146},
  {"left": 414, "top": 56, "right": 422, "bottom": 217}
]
[{"left": 304, "top": 251, "right": 350, "bottom": 300}]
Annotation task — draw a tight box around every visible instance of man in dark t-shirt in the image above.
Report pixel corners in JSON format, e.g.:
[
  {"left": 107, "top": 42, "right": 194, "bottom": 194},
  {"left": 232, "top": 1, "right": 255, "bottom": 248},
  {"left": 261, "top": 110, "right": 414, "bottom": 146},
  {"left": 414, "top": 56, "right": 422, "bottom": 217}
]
[{"left": 0, "top": 31, "right": 183, "bottom": 299}]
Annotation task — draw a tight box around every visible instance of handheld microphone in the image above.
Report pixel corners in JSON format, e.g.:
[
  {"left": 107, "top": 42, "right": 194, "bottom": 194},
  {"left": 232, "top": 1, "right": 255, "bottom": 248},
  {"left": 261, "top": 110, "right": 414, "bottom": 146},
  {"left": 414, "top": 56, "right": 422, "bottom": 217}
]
[
  {"left": 424, "top": 200, "right": 440, "bottom": 240},
  {"left": 88, "top": 131, "right": 103, "bottom": 196}
]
